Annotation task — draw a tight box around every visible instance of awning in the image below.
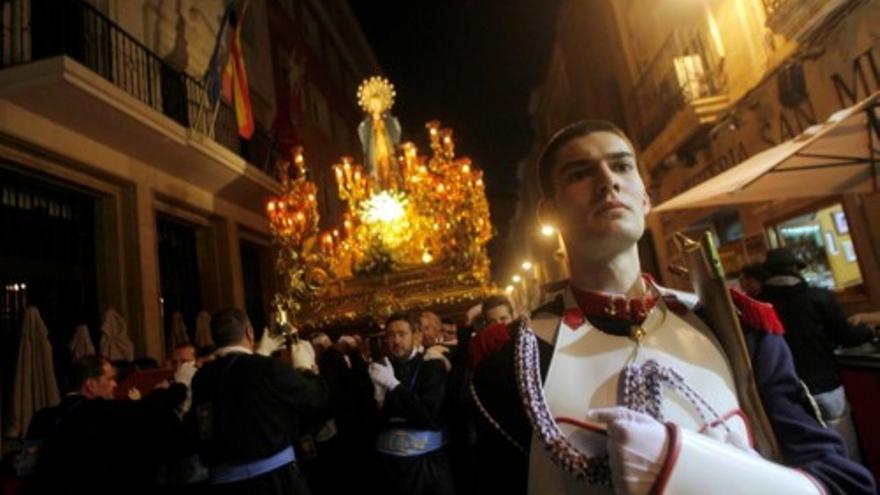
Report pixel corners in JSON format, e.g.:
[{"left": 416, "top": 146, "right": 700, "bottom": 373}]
[{"left": 655, "top": 92, "right": 880, "bottom": 211}]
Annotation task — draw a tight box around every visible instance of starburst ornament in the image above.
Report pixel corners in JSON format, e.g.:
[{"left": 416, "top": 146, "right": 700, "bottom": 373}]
[{"left": 357, "top": 76, "right": 396, "bottom": 116}]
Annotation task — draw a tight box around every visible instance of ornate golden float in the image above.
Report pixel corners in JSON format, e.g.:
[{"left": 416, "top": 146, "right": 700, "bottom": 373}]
[{"left": 266, "top": 77, "right": 493, "bottom": 329}]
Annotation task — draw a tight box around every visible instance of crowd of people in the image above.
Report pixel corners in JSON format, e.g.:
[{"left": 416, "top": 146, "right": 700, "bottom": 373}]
[
  {"left": 10, "top": 296, "right": 517, "bottom": 495},
  {"left": 7, "top": 120, "right": 880, "bottom": 495}
]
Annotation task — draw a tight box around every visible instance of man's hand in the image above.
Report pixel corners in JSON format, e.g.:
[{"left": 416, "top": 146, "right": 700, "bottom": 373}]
[
  {"left": 290, "top": 340, "right": 317, "bottom": 372},
  {"left": 368, "top": 357, "right": 401, "bottom": 391},
  {"left": 424, "top": 345, "right": 452, "bottom": 372},
  {"left": 127, "top": 387, "right": 142, "bottom": 401},
  {"left": 173, "top": 361, "right": 198, "bottom": 387},
  {"left": 465, "top": 303, "right": 483, "bottom": 326},
  {"left": 256, "top": 330, "right": 285, "bottom": 356},
  {"left": 848, "top": 311, "right": 880, "bottom": 329},
  {"left": 588, "top": 407, "right": 669, "bottom": 495}
]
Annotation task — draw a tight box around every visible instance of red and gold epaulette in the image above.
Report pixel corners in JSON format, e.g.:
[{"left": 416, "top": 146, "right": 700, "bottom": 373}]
[
  {"left": 729, "top": 288, "right": 785, "bottom": 334},
  {"left": 469, "top": 322, "right": 513, "bottom": 369}
]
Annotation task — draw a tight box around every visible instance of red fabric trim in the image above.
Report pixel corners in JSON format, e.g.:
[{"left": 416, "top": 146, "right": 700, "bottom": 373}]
[
  {"left": 729, "top": 288, "right": 785, "bottom": 334},
  {"left": 553, "top": 416, "right": 607, "bottom": 435},
  {"left": 569, "top": 277, "right": 658, "bottom": 323},
  {"left": 795, "top": 469, "right": 829, "bottom": 495},
  {"left": 468, "top": 322, "right": 512, "bottom": 368},
  {"left": 562, "top": 308, "right": 585, "bottom": 329},
  {"left": 660, "top": 294, "right": 689, "bottom": 316},
  {"left": 698, "top": 408, "right": 755, "bottom": 447},
  {"left": 652, "top": 423, "right": 682, "bottom": 495}
]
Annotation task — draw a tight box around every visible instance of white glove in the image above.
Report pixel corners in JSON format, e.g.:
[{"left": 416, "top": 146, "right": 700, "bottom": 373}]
[
  {"left": 373, "top": 382, "right": 388, "bottom": 408},
  {"left": 465, "top": 303, "right": 483, "bottom": 325},
  {"left": 424, "top": 345, "right": 452, "bottom": 372},
  {"left": 369, "top": 357, "right": 400, "bottom": 391},
  {"left": 336, "top": 335, "right": 357, "bottom": 352},
  {"left": 173, "top": 361, "right": 198, "bottom": 387},
  {"left": 256, "top": 329, "right": 285, "bottom": 356},
  {"left": 290, "top": 340, "right": 317, "bottom": 372},
  {"left": 589, "top": 407, "right": 669, "bottom": 495}
]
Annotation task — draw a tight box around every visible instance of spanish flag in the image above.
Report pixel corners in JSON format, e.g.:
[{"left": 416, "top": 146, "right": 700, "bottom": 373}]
[{"left": 221, "top": 1, "right": 254, "bottom": 139}]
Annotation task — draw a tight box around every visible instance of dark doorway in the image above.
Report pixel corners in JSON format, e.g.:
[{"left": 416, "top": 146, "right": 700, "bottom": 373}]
[
  {"left": 0, "top": 164, "right": 99, "bottom": 422},
  {"left": 240, "top": 240, "right": 267, "bottom": 339},
  {"left": 156, "top": 215, "right": 202, "bottom": 353}
]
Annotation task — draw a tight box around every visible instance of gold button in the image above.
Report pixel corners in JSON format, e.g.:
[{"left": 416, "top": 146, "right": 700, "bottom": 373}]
[{"left": 630, "top": 326, "right": 646, "bottom": 342}]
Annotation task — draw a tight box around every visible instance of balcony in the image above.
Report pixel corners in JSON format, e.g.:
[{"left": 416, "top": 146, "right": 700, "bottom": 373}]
[
  {"left": 0, "top": 0, "right": 279, "bottom": 210},
  {"left": 762, "top": 0, "right": 853, "bottom": 41},
  {"left": 630, "top": 28, "right": 729, "bottom": 168}
]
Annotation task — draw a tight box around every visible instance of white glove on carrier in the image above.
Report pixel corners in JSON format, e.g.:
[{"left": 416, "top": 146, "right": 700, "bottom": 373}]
[
  {"left": 589, "top": 406, "right": 669, "bottom": 495},
  {"left": 369, "top": 357, "right": 401, "bottom": 391}
]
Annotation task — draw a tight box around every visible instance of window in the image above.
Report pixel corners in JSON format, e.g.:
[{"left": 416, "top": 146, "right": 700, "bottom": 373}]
[
  {"left": 157, "top": 214, "right": 203, "bottom": 349},
  {"left": 240, "top": 240, "right": 270, "bottom": 338},
  {"left": 769, "top": 203, "right": 862, "bottom": 290}
]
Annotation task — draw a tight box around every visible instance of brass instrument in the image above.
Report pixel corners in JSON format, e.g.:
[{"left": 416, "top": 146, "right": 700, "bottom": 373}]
[{"left": 674, "top": 231, "right": 782, "bottom": 461}]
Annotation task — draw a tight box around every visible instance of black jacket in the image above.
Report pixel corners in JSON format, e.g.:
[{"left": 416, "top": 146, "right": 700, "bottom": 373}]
[
  {"left": 760, "top": 279, "right": 874, "bottom": 394},
  {"left": 25, "top": 385, "right": 186, "bottom": 495},
  {"left": 190, "top": 351, "right": 328, "bottom": 467}
]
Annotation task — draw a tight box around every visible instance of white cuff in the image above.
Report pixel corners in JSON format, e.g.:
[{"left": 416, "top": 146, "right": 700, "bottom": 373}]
[{"left": 655, "top": 425, "right": 825, "bottom": 495}]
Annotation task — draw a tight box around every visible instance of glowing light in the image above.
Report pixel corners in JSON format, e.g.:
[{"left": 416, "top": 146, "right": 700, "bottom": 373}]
[
  {"left": 521, "top": 261, "right": 533, "bottom": 271},
  {"left": 512, "top": 275, "right": 522, "bottom": 283},
  {"left": 362, "top": 191, "right": 407, "bottom": 223},
  {"left": 505, "top": 285, "right": 515, "bottom": 294},
  {"left": 421, "top": 252, "right": 433, "bottom": 264},
  {"left": 541, "top": 225, "right": 556, "bottom": 237}
]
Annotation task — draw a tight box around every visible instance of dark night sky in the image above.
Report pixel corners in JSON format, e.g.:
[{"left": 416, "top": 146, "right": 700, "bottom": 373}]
[{"left": 347, "top": 1, "right": 562, "bottom": 276}]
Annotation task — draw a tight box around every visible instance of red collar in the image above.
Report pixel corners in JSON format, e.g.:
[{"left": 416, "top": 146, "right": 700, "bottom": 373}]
[{"left": 566, "top": 276, "right": 658, "bottom": 327}]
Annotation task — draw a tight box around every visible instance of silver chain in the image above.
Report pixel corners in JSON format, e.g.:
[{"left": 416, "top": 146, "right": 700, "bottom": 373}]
[{"left": 469, "top": 381, "right": 529, "bottom": 455}]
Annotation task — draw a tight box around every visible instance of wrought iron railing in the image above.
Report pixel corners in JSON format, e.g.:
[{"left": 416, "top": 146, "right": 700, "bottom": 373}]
[
  {"left": 0, "top": 0, "right": 277, "bottom": 176},
  {"left": 630, "top": 28, "right": 726, "bottom": 150}
]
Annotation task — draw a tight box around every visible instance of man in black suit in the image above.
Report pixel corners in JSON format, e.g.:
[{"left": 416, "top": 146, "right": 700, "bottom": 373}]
[{"left": 190, "top": 307, "right": 328, "bottom": 494}]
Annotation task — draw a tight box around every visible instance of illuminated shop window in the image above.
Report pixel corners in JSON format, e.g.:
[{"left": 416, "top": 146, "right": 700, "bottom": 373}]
[{"left": 769, "top": 203, "right": 862, "bottom": 290}]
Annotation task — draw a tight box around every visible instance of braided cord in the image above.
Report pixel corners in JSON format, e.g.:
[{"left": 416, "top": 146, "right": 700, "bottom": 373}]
[
  {"left": 623, "top": 359, "right": 732, "bottom": 435},
  {"left": 513, "top": 318, "right": 611, "bottom": 485}
]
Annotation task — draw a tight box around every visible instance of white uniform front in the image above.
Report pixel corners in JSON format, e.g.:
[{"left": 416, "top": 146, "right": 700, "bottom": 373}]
[
  {"left": 523, "top": 286, "right": 824, "bottom": 495},
  {"left": 527, "top": 288, "right": 748, "bottom": 495}
]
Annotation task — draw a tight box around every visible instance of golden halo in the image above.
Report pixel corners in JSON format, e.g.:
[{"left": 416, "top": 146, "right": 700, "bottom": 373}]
[{"left": 357, "top": 76, "right": 396, "bottom": 115}]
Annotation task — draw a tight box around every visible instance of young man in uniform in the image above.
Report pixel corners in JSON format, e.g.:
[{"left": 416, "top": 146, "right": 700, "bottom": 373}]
[
  {"left": 369, "top": 312, "right": 455, "bottom": 495},
  {"left": 468, "top": 120, "right": 875, "bottom": 495}
]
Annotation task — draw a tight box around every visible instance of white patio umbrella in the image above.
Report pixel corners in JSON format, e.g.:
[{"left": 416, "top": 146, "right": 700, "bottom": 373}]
[
  {"left": 100, "top": 308, "right": 134, "bottom": 361},
  {"left": 655, "top": 92, "right": 880, "bottom": 211},
  {"left": 6, "top": 306, "right": 60, "bottom": 438},
  {"left": 194, "top": 310, "right": 214, "bottom": 348},
  {"left": 169, "top": 311, "right": 191, "bottom": 350},
  {"left": 69, "top": 324, "right": 96, "bottom": 360}
]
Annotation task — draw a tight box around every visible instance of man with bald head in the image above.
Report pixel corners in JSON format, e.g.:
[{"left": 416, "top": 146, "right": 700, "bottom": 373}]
[{"left": 419, "top": 311, "right": 444, "bottom": 346}]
